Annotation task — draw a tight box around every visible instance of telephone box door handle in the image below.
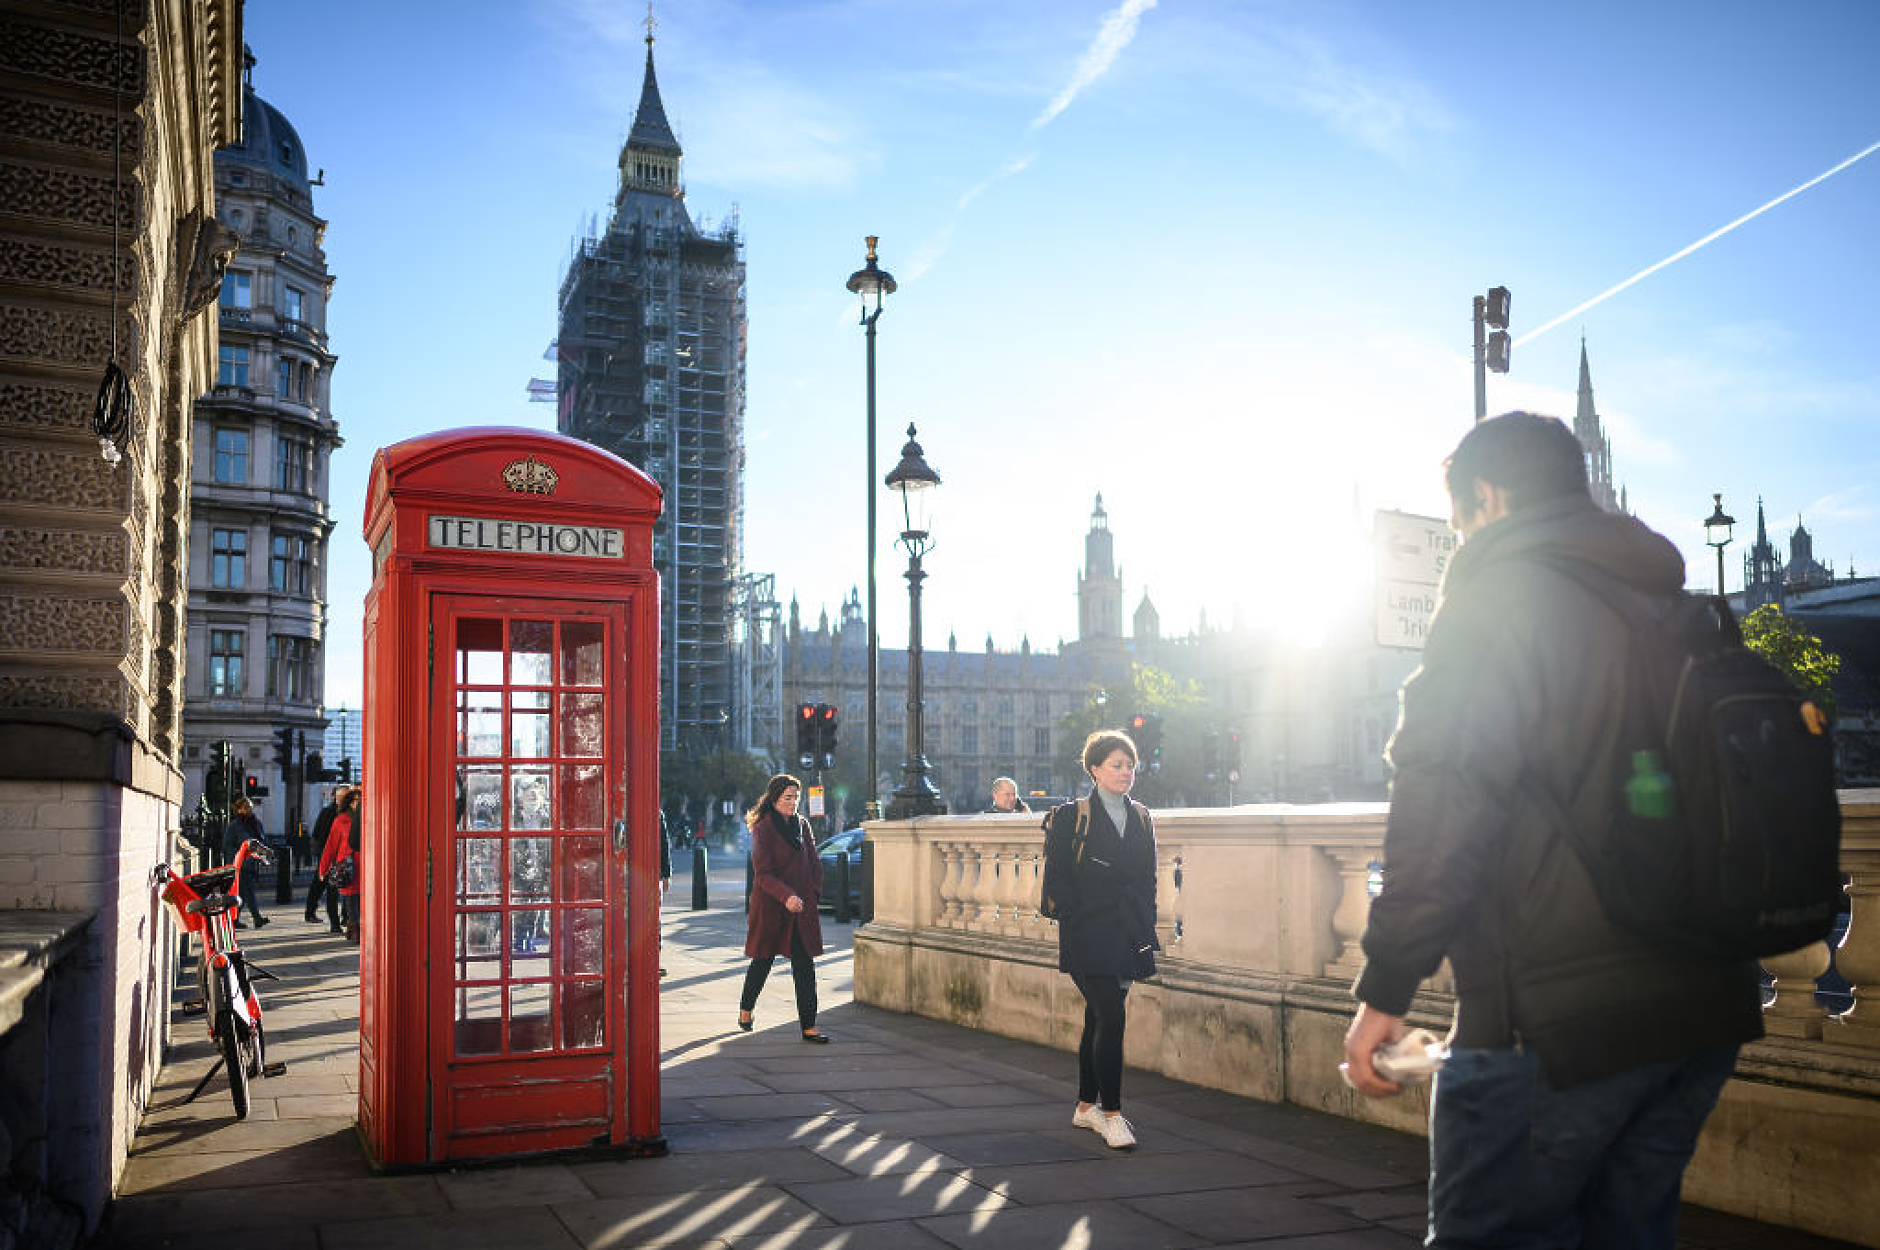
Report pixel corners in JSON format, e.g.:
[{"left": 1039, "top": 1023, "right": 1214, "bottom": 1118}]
[{"left": 613, "top": 818, "right": 628, "bottom": 852}]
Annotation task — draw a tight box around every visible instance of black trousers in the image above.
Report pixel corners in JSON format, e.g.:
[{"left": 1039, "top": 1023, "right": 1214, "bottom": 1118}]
[
  {"left": 304, "top": 876, "right": 341, "bottom": 927},
  {"left": 740, "top": 928, "right": 818, "bottom": 1029},
  {"left": 1071, "top": 971, "right": 1128, "bottom": 1111}
]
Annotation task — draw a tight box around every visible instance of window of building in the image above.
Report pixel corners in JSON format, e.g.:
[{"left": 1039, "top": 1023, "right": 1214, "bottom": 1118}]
[
  {"left": 267, "top": 634, "right": 314, "bottom": 700},
  {"left": 998, "top": 727, "right": 1014, "bottom": 755},
  {"left": 961, "top": 726, "right": 978, "bottom": 754},
  {"left": 282, "top": 285, "right": 304, "bottom": 323},
  {"left": 277, "top": 358, "right": 293, "bottom": 399},
  {"left": 209, "top": 528, "right": 246, "bottom": 588},
  {"left": 270, "top": 532, "right": 313, "bottom": 595},
  {"left": 208, "top": 629, "right": 244, "bottom": 696},
  {"left": 217, "top": 344, "right": 249, "bottom": 387},
  {"left": 212, "top": 428, "right": 249, "bottom": 483},
  {"left": 1035, "top": 695, "right": 1050, "bottom": 716},
  {"left": 1035, "top": 727, "right": 1051, "bottom": 755},
  {"left": 219, "top": 271, "right": 251, "bottom": 309},
  {"left": 998, "top": 696, "right": 1013, "bottom": 716},
  {"left": 275, "top": 436, "right": 312, "bottom": 493}
]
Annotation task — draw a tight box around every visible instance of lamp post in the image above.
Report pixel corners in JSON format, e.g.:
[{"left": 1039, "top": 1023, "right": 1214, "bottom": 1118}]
[
  {"left": 847, "top": 237, "right": 896, "bottom": 819},
  {"left": 1704, "top": 493, "right": 1735, "bottom": 598},
  {"left": 884, "top": 424, "right": 945, "bottom": 819}
]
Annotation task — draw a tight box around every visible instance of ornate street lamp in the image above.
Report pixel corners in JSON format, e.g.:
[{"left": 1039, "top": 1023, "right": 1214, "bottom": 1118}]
[
  {"left": 884, "top": 424, "right": 945, "bottom": 819},
  {"left": 1704, "top": 492, "right": 1735, "bottom": 598},
  {"left": 847, "top": 237, "right": 896, "bottom": 818}
]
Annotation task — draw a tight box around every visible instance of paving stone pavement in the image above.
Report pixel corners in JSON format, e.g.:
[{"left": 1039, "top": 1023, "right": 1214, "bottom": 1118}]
[{"left": 93, "top": 864, "right": 1859, "bottom": 1249}]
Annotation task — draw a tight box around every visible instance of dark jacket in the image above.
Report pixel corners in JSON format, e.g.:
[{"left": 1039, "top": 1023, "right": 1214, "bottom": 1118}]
[
  {"left": 744, "top": 812, "right": 824, "bottom": 959},
  {"left": 1041, "top": 794, "right": 1160, "bottom": 978},
  {"left": 1355, "top": 493, "right": 1764, "bottom": 1088},
  {"left": 222, "top": 812, "right": 263, "bottom": 860},
  {"left": 308, "top": 800, "right": 340, "bottom": 854}
]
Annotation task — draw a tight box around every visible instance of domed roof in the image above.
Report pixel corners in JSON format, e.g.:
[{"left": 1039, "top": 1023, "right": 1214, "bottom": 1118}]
[{"left": 221, "top": 74, "right": 310, "bottom": 186}]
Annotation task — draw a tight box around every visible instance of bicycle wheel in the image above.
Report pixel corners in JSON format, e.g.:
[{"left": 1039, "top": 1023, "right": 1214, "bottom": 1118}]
[{"left": 216, "top": 1011, "right": 251, "bottom": 1119}]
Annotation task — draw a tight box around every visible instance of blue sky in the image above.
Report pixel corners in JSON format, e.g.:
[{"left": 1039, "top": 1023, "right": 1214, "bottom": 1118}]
[{"left": 242, "top": 1, "right": 1880, "bottom": 708}]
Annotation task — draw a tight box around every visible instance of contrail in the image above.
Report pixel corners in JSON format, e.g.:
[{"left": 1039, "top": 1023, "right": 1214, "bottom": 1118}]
[
  {"left": 1516, "top": 139, "right": 1880, "bottom": 347},
  {"left": 1031, "top": 0, "right": 1158, "bottom": 131}
]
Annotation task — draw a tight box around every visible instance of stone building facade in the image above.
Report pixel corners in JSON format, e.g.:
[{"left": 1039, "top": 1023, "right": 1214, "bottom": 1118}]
[
  {"left": 182, "top": 55, "right": 338, "bottom": 843},
  {"left": 0, "top": 0, "right": 243, "bottom": 1236}
]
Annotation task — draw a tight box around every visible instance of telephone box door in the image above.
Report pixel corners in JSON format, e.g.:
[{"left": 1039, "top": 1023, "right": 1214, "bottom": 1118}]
[{"left": 431, "top": 595, "right": 632, "bottom": 1158}]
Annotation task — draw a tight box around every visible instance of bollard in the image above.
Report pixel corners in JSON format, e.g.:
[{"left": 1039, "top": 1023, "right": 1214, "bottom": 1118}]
[
  {"left": 834, "top": 851, "right": 852, "bottom": 924},
  {"left": 859, "top": 839, "right": 874, "bottom": 924},
  {"left": 690, "top": 841, "right": 709, "bottom": 910}
]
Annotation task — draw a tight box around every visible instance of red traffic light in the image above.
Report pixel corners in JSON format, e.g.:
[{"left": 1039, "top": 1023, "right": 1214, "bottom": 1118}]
[
  {"left": 799, "top": 704, "right": 816, "bottom": 720},
  {"left": 1130, "top": 714, "right": 1148, "bottom": 731}
]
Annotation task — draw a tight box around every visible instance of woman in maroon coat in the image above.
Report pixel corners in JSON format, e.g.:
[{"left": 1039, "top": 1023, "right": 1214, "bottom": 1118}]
[{"left": 737, "top": 774, "right": 830, "bottom": 1042}]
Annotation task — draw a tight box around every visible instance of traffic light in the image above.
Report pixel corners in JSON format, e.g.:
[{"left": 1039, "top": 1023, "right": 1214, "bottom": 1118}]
[
  {"left": 1126, "top": 713, "right": 1163, "bottom": 771},
  {"left": 795, "top": 703, "right": 817, "bottom": 764},
  {"left": 1203, "top": 731, "right": 1221, "bottom": 780},
  {"left": 336, "top": 756, "right": 353, "bottom": 784},
  {"left": 816, "top": 703, "right": 839, "bottom": 766},
  {"left": 273, "top": 726, "right": 295, "bottom": 770},
  {"left": 1483, "top": 285, "right": 1511, "bottom": 374},
  {"left": 1226, "top": 731, "right": 1242, "bottom": 776},
  {"left": 244, "top": 775, "right": 268, "bottom": 799},
  {"left": 304, "top": 749, "right": 324, "bottom": 783}
]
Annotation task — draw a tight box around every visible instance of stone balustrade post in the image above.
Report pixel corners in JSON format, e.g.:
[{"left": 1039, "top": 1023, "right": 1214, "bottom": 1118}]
[
  {"left": 1762, "top": 941, "right": 1832, "bottom": 1040},
  {"left": 1832, "top": 843, "right": 1880, "bottom": 1046},
  {"left": 1324, "top": 846, "right": 1375, "bottom": 981}
]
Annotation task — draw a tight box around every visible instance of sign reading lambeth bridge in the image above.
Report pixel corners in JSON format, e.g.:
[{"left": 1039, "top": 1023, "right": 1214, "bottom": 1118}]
[
  {"left": 1373, "top": 509, "right": 1454, "bottom": 650},
  {"left": 427, "top": 514, "right": 625, "bottom": 559}
]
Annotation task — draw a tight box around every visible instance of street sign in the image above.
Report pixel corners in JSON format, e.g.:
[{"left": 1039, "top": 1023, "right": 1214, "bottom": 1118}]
[
  {"left": 1374, "top": 509, "right": 1452, "bottom": 651},
  {"left": 806, "top": 785, "right": 825, "bottom": 818},
  {"left": 1374, "top": 509, "right": 1456, "bottom": 584}
]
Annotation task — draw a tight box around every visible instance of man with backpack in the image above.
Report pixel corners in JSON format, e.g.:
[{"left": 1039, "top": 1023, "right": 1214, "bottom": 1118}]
[{"left": 1344, "top": 412, "right": 1778, "bottom": 1248}]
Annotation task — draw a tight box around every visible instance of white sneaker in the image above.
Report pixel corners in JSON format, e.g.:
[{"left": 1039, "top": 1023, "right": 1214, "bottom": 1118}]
[
  {"left": 1097, "top": 1113, "right": 1137, "bottom": 1150},
  {"left": 1071, "top": 1104, "right": 1105, "bottom": 1132}
]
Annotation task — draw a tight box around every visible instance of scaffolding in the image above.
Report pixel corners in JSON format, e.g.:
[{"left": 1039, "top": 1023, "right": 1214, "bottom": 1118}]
[
  {"left": 556, "top": 71, "right": 746, "bottom": 753},
  {"left": 731, "top": 572, "right": 782, "bottom": 759}
]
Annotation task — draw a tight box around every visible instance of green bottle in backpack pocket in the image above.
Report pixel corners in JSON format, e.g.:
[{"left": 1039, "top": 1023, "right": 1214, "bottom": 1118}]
[{"left": 1623, "top": 750, "right": 1677, "bottom": 820}]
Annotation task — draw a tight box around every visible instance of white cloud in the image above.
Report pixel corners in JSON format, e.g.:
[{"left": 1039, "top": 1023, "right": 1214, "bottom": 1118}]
[{"left": 1031, "top": 0, "right": 1159, "bottom": 131}]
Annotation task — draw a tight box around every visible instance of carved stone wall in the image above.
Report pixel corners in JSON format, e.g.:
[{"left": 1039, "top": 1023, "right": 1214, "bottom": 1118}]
[{"left": 0, "top": 0, "right": 243, "bottom": 1231}]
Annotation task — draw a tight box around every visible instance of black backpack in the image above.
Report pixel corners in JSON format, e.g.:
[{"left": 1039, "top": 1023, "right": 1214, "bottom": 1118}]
[{"left": 1543, "top": 561, "right": 1842, "bottom": 959}]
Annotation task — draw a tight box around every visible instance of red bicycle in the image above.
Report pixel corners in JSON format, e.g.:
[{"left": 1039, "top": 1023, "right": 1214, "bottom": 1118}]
[{"left": 153, "top": 838, "right": 287, "bottom": 1118}]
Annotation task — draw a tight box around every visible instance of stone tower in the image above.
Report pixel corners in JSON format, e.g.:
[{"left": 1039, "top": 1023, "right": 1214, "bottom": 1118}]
[
  {"left": 1078, "top": 494, "right": 1124, "bottom": 642},
  {"left": 557, "top": 27, "right": 746, "bottom": 751}
]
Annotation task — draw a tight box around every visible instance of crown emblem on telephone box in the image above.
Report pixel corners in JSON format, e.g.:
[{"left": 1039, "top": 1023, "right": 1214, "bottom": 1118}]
[{"left": 501, "top": 454, "right": 559, "bottom": 495}]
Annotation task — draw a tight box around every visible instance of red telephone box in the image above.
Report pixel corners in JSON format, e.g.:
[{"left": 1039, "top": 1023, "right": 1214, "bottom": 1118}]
[{"left": 359, "top": 428, "right": 663, "bottom": 1165}]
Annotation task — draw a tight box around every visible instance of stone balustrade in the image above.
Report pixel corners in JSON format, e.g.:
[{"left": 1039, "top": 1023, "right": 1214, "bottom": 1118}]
[{"left": 854, "top": 792, "right": 1880, "bottom": 1247}]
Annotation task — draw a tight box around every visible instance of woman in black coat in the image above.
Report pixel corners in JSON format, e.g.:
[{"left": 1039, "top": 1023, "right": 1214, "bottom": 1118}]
[
  {"left": 738, "top": 774, "right": 830, "bottom": 1042},
  {"left": 1040, "top": 729, "right": 1160, "bottom": 1149}
]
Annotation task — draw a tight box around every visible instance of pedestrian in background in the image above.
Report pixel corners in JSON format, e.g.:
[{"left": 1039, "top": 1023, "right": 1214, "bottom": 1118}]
[
  {"left": 1041, "top": 729, "right": 1161, "bottom": 1150},
  {"left": 319, "top": 787, "right": 362, "bottom": 944},
  {"left": 737, "top": 774, "right": 829, "bottom": 1042},
  {"left": 222, "top": 796, "right": 270, "bottom": 929},
  {"left": 303, "top": 786, "right": 347, "bottom": 931},
  {"left": 984, "top": 776, "right": 1030, "bottom": 814}
]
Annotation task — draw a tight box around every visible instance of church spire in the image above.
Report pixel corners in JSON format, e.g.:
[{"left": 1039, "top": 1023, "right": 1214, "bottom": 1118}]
[{"left": 1572, "top": 335, "right": 1618, "bottom": 514}]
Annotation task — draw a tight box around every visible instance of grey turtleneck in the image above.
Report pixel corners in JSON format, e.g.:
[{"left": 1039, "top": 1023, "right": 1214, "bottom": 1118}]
[{"left": 1095, "top": 787, "right": 1130, "bottom": 834}]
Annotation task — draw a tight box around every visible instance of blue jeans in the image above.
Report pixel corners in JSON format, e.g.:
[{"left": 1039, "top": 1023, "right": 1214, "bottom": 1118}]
[{"left": 1427, "top": 1042, "right": 1738, "bottom": 1249}]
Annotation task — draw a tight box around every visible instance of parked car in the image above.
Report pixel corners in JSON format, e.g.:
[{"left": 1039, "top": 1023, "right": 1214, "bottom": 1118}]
[{"left": 817, "top": 827, "right": 866, "bottom": 914}]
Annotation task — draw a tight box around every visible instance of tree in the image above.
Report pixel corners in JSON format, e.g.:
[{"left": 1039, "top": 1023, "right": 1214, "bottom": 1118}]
[
  {"left": 660, "top": 748, "right": 773, "bottom": 839},
  {"left": 1057, "top": 663, "right": 1217, "bottom": 807},
  {"left": 1742, "top": 605, "right": 1841, "bottom": 721}
]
